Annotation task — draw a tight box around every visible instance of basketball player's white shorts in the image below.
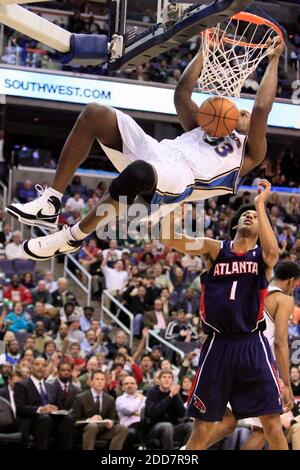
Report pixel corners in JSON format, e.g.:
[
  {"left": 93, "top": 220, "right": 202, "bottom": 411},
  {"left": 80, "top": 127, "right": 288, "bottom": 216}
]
[{"left": 98, "top": 109, "right": 195, "bottom": 201}]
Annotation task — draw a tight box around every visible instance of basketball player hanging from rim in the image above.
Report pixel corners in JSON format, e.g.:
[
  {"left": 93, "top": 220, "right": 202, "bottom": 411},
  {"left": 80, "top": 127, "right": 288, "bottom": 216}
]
[
  {"left": 6, "top": 24, "right": 285, "bottom": 260},
  {"left": 160, "top": 180, "right": 288, "bottom": 450}
]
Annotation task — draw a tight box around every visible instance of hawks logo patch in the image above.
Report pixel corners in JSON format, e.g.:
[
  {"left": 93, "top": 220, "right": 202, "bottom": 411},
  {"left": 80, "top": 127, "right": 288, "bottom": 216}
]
[{"left": 193, "top": 395, "right": 206, "bottom": 414}]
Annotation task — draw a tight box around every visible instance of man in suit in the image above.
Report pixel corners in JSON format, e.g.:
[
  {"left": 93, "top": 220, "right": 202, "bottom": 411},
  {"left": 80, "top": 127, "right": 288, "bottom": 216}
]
[
  {"left": 73, "top": 370, "right": 128, "bottom": 450},
  {"left": 0, "top": 370, "right": 23, "bottom": 432},
  {"left": 53, "top": 361, "right": 80, "bottom": 410},
  {"left": 14, "top": 357, "right": 74, "bottom": 449},
  {"left": 144, "top": 299, "right": 169, "bottom": 332},
  {"left": 0, "top": 370, "right": 23, "bottom": 418}
]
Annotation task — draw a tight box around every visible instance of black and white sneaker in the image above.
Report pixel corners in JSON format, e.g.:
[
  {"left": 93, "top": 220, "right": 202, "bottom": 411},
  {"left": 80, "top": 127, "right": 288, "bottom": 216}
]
[
  {"left": 6, "top": 186, "right": 61, "bottom": 231},
  {"left": 22, "top": 225, "right": 82, "bottom": 261}
]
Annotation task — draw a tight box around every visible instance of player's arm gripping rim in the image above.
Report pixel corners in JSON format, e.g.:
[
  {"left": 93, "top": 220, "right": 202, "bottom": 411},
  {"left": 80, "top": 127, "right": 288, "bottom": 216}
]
[
  {"left": 174, "top": 47, "right": 204, "bottom": 132},
  {"left": 273, "top": 294, "right": 295, "bottom": 411},
  {"left": 254, "top": 179, "right": 279, "bottom": 280},
  {"left": 241, "top": 38, "right": 285, "bottom": 176}
]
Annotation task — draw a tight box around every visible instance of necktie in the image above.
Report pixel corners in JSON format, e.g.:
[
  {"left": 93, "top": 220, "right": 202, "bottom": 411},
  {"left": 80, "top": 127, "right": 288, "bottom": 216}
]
[
  {"left": 63, "top": 384, "right": 68, "bottom": 398},
  {"left": 95, "top": 395, "right": 100, "bottom": 414},
  {"left": 39, "top": 382, "right": 49, "bottom": 406}
]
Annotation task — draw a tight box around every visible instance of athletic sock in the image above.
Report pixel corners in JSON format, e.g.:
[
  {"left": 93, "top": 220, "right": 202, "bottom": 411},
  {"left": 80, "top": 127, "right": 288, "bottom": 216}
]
[
  {"left": 48, "top": 187, "right": 63, "bottom": 200},
  {"left": 70, "top": 223, "right": 89, "bottom": 241}
]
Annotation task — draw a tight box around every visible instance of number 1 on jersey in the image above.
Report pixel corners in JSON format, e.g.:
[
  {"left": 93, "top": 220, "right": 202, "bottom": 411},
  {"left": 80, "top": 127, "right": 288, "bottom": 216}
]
[{"left": 230, "top": 281, "right": 238, "bottom": 301}]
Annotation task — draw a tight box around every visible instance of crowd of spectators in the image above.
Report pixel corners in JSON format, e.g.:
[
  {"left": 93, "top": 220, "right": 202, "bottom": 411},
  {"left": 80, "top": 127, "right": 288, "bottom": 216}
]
[{"left": 0, "top": 172, "right": 299, "bottom": 449}]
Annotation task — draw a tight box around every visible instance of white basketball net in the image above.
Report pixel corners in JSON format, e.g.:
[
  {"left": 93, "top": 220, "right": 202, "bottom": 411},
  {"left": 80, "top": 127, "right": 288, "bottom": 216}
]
[{"left": 199, "top": 13, "right": 282, "bottom": 98}]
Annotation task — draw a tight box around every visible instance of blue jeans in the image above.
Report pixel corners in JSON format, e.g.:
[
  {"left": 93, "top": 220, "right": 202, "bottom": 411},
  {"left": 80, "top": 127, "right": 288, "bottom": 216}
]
[{"left": 133, "top": 313, "right": 144, "bottom": 337}]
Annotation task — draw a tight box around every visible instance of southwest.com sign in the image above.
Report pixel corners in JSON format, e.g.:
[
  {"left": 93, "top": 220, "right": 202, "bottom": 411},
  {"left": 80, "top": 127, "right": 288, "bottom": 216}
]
[{"left": 0, "top": 67, "right": 299, "bottom": 130}]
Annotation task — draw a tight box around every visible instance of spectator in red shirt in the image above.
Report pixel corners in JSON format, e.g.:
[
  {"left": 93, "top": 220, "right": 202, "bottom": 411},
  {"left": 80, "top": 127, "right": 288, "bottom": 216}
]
[
  {"left": 64, "top": 342, "right": 86, "bottom": 372},
  {"left": 79, "top": 238, "right": 101, "bottom": 268},
  {"left": 3, "top": 274, "right": 32, "bottom": 306}
]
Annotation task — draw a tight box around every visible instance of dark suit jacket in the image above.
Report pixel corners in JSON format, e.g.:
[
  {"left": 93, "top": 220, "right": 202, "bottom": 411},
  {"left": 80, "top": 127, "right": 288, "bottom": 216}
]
[
  {"left": 0, "top": 385, "right": 10, "bottom": 403},
  {"left": 51, "top": 290, "right": 77, "bottom": 308},
  {"left": 14, "top": 377, "right": 63, "bottom": 418},
  {"left": 53, "top": 379, "right": 80, "bottom": 411},
  {"left": 73, "top": 391, "right": 117, "bottom": 421},
  {"left": 143, "top": 310, "right": 169, "bottom": 330}
]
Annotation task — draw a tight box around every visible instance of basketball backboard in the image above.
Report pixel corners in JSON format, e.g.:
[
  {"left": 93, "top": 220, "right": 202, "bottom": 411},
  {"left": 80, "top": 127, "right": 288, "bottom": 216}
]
[{"left": 108, "top": 0, "right": 254, "bottom": 71}]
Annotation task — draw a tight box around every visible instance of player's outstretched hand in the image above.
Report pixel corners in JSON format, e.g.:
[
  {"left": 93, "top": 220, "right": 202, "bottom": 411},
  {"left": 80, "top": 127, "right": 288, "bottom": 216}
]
[
  {"left": 254, "top": 179, "right": 271, "bottom": 205},
  {"left": 267, "top": 37, "right": 285, "bottom": 60}
]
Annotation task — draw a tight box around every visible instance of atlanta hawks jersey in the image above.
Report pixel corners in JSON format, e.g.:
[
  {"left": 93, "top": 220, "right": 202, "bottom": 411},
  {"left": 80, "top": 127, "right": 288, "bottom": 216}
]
[{"left": 200, "top": 240, "right": 269, "bottom": 335}]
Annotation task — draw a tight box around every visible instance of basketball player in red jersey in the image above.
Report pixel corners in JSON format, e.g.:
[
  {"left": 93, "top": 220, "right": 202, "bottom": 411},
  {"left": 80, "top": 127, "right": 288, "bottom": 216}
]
[
  {"left": 160, "top": 180, "right": 288, "bottom": 450},
  {"left": 5, "top": 40, "right": 284, "bottom": 261}
]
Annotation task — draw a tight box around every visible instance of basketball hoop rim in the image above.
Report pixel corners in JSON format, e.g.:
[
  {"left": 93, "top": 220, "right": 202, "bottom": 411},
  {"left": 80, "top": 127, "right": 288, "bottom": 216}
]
[{"left": 203, "top": 11, "right": 283, "bottom": 49}]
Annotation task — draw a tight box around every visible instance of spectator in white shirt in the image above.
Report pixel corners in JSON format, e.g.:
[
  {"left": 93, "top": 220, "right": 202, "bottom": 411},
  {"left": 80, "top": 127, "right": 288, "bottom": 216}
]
[
  {"left": 101, "top": 256, "right": 128, "bottom": 304},
  {"left": 102, "top": 240, "right": 122, "bottom": 264},
  {"left": 43, "top": 271, "right": 58, "bottom": 294},
  {"left": 116, "top": 376, "right": 146, "bottom": 449},
  {"left": 65, "top": 192, "right": 85, "bottom": 213},
  {"left": 0, "top": 369, "right": 23, "bottom": 418},
  {"left": 5, "top": 231, "right": 27, "bottom": 260}
]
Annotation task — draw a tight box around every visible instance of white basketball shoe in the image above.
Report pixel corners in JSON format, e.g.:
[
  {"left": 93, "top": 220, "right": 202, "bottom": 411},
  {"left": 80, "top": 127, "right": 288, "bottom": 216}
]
[
  {"left": 22, "top": 225, "right": 82, "bottom": 260},
  {"left": 6, "top": 186, "right": 61, "bottom": 231}
]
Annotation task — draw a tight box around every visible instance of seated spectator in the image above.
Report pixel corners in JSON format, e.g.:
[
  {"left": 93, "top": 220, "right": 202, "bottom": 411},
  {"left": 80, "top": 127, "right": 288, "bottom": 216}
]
[
  {"left": 5, "top": 230, "right": 27, "bottom": 260},
  {"left": 102, "top": 240, "right": 122, "bottom": 264},
  {"left": 21, "top": 272, "right": 35, "bottom": 290},
  {"left": 0, "top": 222, "right": 12, "bottom": 246},
  {"left": 79, "top": 356, "right": 99, "bottom": 391},
  {"left": 179, "top": 376, "right": 193, "bottom": 405},
  {"left": 116, "top": 375, "right": 146, "bottom": 449},
  {"left": 31, "top": 280, "right": 52, "bottom": 305},
  {"left": 16, "top": 179, "right": 36, "bottom": 203},
  {"left": 81, "top": 329, "right": 108, "bottom": 357},
  {"left": 4, "top": 301, "right": 34, "bottom": 334},
  {"left": 89, "top": 252, "right": 105, "bottom": 298},
  {"left": 0, "top": 370, "right": 23, "bottom": 422},
  {"left": 291, "top": 366, "right": 300, "bottom": 396},
  {"left": 67, "top": 175, "right": 87, "bottom": 198},
  {"left": 165, "top": 310, "right": 198, "bottom": 343},
  {"left": 31, "top": 301, "right": 52, "bottom": 333},
  {"left": 33, "top": 321, "right": 52, "bottom": 354},
  {"left": 43, "top": 271, "right": 58, "bottom": 293},
  {"left": 65, "top": 191, "right": 85, "bottom": 213},
  {"left": 107, "top": 330, "right": 131, "bottom": 359},
  {"left": 152, "top": 263, "right": 173, "bottom": 291},
  {"left": 79, "top": 306, "right": 95, "bottom": 332},
  {"left": 65, "top": 342, "right": 86, "bottom": 372},
  {"left": 145, "top": 369, "right": 192, "bottom": 449},
  {"left": 139, "top": 354, "right": 155, "bottom": 391},
  {"left": 20, "top": 348, "right": 35, "bottom": 366},
  {"left": 66, "top": 314, "right": 85, "bottom": 344},
  {"left": 144, "top": 298, "right": 169, "bottom": 331},
  {"left": 59, "top": 300, "right": 82, "bottom": 323},
  {"left": 43, "top": 340, "right": 57, "bottom": 361},
  {"left": 14, "top": 357, "right": 74, "bottom": 449},
  {"left": 101, "top": 256, "right": 128, "bottom": 298},
  {"left": 52, "top": 277, "right": 77, "bottom": 309},
  {"left": 0, "top": 362, "right": 12, "bottom": 386},
  {"left": 4, "top": 274, "right": 32, "bottom": 306},
  {"left": 123, "top": 284, "right": 151, "bottom": 338},
  {"left": 52, "top": 361, "right": 80, "bottom": 410},
  {"left": 170, "top": 267, "right": 190, "bottom": 303},
  {"left": 160, "top": 288, "right": 176, "bottom": 317},
  {"left": 73, "top": 370, "right": 128, "bottom": 450},
  {"left": 4, "top": 339, "right": 21, "bottom": 366},
  {"left": 23, "top": 334, "right": 35, "bottom": 351},
  {"left": 177, "top": 288, "right": 199, "bottom": 317},
  {"left": 79, "top": 238, "right": 101, "bottom": 268},
  {"left": 55, "top": 323, "right": 69, "bottom": 354},
  {"left": 150, "top": 345, "right": 164, "bottom": 371}
]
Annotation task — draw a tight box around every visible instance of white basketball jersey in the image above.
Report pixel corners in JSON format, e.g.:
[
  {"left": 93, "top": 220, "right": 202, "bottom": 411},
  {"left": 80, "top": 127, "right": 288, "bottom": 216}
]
[
  {"left": 264, "top": 286, "right": 284, "bottom": 356},
  {"left": 100, "top": 110, "right": 247, "bottom": 207}
]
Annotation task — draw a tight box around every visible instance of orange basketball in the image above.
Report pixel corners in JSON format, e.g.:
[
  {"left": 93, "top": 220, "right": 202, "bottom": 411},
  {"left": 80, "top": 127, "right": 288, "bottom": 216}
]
[{"left": 196, "top": 96, "right": 240, "bottom": 138}]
